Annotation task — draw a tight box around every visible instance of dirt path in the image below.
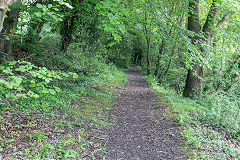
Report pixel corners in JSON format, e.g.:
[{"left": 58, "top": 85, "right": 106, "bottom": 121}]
[{"left": 100, "top": 67, "right": 187, "bottom": 160}]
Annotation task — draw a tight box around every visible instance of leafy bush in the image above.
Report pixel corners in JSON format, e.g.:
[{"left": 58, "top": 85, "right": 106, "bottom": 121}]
[
  {"left": 0, "top": 61, "right": 77, "bottom": 108},
  {"left": 62, "top": 42, "right": 107, "bottom": 76},
  {"left": 0, "top": 59, "right": 127, "bottom": 159}
]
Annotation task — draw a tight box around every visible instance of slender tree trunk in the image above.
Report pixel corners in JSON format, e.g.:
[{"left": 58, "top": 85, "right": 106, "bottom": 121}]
[
  {"left": 61, "top": 10, "right": 77, "bottom": 51},
  {"left": 61, "top": 17, "right": 69, "bottom": 50},
  {"left": 143, "top": 11, "right": 151, "bottom": 74},
  {"left": 164, "top": 44, "right": 178, "bottom": 76},
  {"left": 154, "top": 40, "right": 165, "bottom": 77},
  {"left": 146, "top": 36, "right": 151, "bottom": 74}
]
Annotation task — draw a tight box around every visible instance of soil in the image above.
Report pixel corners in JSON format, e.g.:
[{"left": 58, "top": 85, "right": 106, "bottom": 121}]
[{"left": 100, "top": 67, "right": 187, "bottom": 160}]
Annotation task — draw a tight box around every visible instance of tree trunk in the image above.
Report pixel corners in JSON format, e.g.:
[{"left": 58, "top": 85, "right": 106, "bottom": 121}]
[
  {"left": 0, "top": 0, "right": 18, "bottom": 32},
  {"left": 61, "top": 17, "right": 69, "bottom": 51},
  {"left": 0, "top": 2, "right": 20, "bottom": 62},
  {"left": 61, "top": 10, "right": 77, "bottom": 51},
  {"left": 146, "top": 36, "right": 150, "bottom": 74},
  {"left": 183, "top": 61, "right": 204, "bottom": 97},
  {"left": 183, "top": 0, "right": 202, "bottom": 97},
  {"left": 0, "top": 0, "right": 19, "bottom": 64},
  {"left": 183, "top": 0, "right": 228, "bottom": 97},
  {"left": 164, "top": 44, "right": 178, "bottom": 76},
  {"left": 143, "top": 11, "right": 151, "bottom": 74},
  {"left": 154, "top": 40, "right": 165, "bottom": 77}
]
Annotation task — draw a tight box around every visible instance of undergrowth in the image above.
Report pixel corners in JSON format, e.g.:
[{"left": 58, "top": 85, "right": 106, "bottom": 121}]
[
  {"left": 145, "top": 75, "right": 240, "bottom": 159},
  {"left": 0, "top": 58, "right": 127, "bottom": 159}
]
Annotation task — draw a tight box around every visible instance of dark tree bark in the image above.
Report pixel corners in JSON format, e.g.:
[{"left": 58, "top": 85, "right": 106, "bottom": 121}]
[
  {"left": 143, "top": 11, "right": 151, "bottom": 74},
  {"left": 0, "top": 0, "right": 18, "bottom": 32},
  {"left": 164, "top": 44, "right": 178, "bottom": 76},
  {"left": 154, "top": 40, "right": 165, "bottom": 77},
  {"left": 0, "top": 3, "right": 20, "bottom": 63},
  {"left": 202, "top": 0, "right": 219, "bottom": 51},
  {"left": 183, "top": 61, "right": 204, "bottom": 97},
  {"left": 61, "top": 16, "right": 70, "bottom": 51},
  {"left": 183, "top": 0, "right": 202, "bottom": 98},
  {"left": 61, "top": 8, "right": 78, "bottom": 51},
  {"left": 183, "top": 0, "right": 230, "bottom": 98},
  {"left": 61, "top": 0, "right": 93, "bottom": 51},
  {"left": 146, "top": 36, "right": 151, "bottom": 74}
]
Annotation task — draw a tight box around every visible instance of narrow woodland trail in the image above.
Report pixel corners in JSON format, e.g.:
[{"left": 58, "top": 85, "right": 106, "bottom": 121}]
[{"left": 101, "top": 67, "right": 187, "bottom": 160}]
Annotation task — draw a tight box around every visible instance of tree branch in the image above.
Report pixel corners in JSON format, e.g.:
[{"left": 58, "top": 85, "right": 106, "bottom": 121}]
[
  {"left": 202, "top": 0, "right": 219, "bottom": 35},
  {"left": 216, "top": 13, "right": 231, "bottom": 28}
]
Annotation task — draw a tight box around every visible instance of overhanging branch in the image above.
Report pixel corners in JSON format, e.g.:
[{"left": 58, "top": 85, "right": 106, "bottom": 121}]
[{"left": 216, "top": 13, "right": 231, "bottom": 28}]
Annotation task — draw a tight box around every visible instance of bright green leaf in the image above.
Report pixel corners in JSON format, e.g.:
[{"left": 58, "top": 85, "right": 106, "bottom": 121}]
[
  {"left": 9, "top": 61, "right": 17, "bottom": 66},
  {"left": 36, "top": 3, "right": 43, "bottom": 8}
]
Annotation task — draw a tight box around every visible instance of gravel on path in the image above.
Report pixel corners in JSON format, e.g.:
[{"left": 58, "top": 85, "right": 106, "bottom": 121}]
[{"left": 101, "top": 67, "right": 187, "bottom": 160}]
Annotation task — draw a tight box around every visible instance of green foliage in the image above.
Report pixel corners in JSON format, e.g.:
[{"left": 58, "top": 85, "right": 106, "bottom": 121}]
[
  {"left": 107, "top": 34, "right": 134, "bottom": 68},
  {"left": 1, "top": 0, "right": 240, "bottom": 158},
  {"left": 145, "top": 75, "right": 240, "bottom": 159},
  {"left": 62, "top": 42, "right": 107, "bottom": 76},
  {"left": 17, "top": 1, "right": 65, "bottom": 35},
  {"left": 0, "top": 58, "right": 127, "bottom": 159},
  {"left": 95, "top": 0, "right": 128, "bottom": 45},
  {"left": 27, "top": 131, "right": 48, "bottom": 141},
  {"left": 183, "top": 126, "right": 240, "bottom": 159},
  {"left": 33, "top": 3, "right": 63, "bottom": 22},
  {"left": 98, "top": 63, "right": 128, "bottom": 85},
  {"left": 40, "top": 27, "right": 62, "bottom": 52},
  {"left": 0, "top": 61, "right": 77, "bottom": 107}
]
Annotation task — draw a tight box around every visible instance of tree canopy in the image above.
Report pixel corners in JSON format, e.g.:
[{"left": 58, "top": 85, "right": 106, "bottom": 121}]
[{"left": 0, "top": 0, "right": 240, "bottom": 159}]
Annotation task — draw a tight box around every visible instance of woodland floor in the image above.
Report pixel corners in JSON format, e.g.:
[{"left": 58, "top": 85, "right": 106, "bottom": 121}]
[
  {"left": 0, "top": 67, "right": 188, "bottom": 159},
  {"left": 100, "top": 67, "right": 187, "bottom": 160}
]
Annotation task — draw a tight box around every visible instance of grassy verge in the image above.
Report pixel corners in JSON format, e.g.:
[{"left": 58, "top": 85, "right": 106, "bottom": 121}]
[
  {"left": 145, "top": 75, "right": 240, "bottom": 159},
  {"left": 0, "top": 63, "right": 127, "bottom": 159}
]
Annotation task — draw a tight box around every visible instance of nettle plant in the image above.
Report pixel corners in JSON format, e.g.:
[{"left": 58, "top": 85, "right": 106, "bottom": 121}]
[{"left": 0, "top": 61, "right": 78, "bottom": 103}]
